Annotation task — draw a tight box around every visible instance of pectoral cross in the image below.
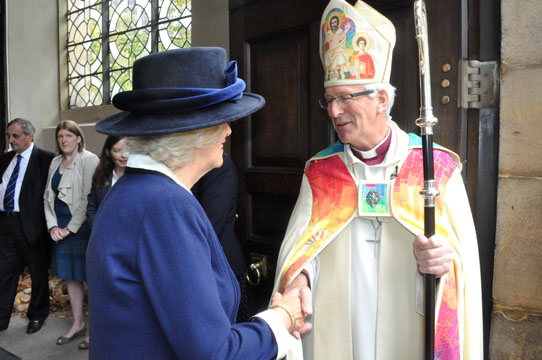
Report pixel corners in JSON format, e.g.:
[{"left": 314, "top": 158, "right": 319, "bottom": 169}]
[{"left": 366, "top": 218, "right": 382, "bottom": 257}]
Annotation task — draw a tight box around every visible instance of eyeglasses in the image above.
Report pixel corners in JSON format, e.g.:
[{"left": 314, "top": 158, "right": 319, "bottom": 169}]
[{"left": 318, "top": 89, "right": 375, "bottom": 109}]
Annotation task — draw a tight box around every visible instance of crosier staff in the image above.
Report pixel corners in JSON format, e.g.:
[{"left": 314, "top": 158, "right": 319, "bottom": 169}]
[{"left": 414, "top": 1, "right": 440, "bottom": 359}]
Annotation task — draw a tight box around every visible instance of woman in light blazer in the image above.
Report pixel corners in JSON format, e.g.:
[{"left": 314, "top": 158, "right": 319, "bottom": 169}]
[{"left": 44, "top": 120, "right": 99, "bottom": 346}]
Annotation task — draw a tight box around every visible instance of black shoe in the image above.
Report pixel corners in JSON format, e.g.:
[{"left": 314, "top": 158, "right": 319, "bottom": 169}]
[
  {"left": 27, "top": 320, "right": 44, "bottom": 334},
  {"left": 56, "top": 326, "right": 87, "bottom": 345}
]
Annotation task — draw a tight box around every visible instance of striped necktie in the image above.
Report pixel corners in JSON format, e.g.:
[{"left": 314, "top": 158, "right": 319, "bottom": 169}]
[{"left": 4, "top": 154, "right": 22, "bottom": 214}]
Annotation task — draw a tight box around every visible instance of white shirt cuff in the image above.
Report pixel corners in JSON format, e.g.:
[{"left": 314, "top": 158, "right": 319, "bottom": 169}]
[{"left": 255, "top": 309, "right": 295, "bottom": 359}]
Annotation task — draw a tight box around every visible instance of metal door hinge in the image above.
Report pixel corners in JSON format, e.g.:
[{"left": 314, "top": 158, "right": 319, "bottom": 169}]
[{"left": 458, "top": 59, "right": 499, "bottom": 109}]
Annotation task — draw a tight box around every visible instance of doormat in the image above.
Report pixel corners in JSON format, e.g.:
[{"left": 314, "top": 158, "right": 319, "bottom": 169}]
[{"left": 0, "top": 347, "right": 21, "bottom": 360}]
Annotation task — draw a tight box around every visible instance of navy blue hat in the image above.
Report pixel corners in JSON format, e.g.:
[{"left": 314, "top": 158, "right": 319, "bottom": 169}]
[{"left": 95, "top": 47, "right": 265, "bottom": 136}]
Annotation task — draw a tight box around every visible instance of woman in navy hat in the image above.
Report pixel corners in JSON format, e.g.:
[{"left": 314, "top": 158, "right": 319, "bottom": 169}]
[{"left": 86, "top": 47, "right": 309, "bottom": 359}]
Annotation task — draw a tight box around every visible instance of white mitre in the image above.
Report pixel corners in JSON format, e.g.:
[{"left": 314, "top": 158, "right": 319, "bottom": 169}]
[{"left": 319, "top": 0, "right": 396, "bottom": 87}]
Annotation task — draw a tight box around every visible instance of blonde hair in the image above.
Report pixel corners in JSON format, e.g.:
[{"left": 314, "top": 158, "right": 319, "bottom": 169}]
[
  {"left": 126, "top": 125, "right": 224, "bottom": 170},
  {"left": 55, "top": 120, "right": 86, "bottom": 153}
]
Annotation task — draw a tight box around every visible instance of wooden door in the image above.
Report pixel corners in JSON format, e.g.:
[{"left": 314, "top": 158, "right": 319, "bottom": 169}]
[{"left": 229, "top": 0, "right": 478, "bottom": 315}]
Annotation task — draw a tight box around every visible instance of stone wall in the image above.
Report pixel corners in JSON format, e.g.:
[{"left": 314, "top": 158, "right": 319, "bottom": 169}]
[
  {"left": 7, "top": 0, "right": 59, "bottom": 149},
  {"left": 491, "top": 1, "right": 542, "bottom": 358}
]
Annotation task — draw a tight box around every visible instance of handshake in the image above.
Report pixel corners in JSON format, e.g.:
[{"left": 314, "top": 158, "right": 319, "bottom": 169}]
[{"left": 269, "top": 273, "right": 313, "bottom": 339}]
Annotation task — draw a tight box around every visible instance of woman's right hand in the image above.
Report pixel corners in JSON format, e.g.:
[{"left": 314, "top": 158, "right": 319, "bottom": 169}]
[
  {"left": 50, "top": 226, "right": 69, "bottom": 242},
  {"left": 270, "top": 292, "right": 309, "bottom": 339}
]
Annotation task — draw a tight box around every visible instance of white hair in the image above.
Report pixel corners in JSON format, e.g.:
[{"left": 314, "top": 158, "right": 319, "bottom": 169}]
[
  {"left": 126, "top": 125, "right": 224, "bottom": 171},
  {"left": 364, "top": 83, "right": 396, "bottom": 120}
]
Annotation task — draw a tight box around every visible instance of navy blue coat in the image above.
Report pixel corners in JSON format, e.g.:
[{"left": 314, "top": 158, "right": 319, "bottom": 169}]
[{"left": 87, "top": 170, "right": 277, "bottom": 359}]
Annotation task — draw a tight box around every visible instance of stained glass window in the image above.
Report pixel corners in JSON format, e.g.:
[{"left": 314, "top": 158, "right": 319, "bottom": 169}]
[{"left": 66, "top": 0, "right": 191, "bottom": 108}]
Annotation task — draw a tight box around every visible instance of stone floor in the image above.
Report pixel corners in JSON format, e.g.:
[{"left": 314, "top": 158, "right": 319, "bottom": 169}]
[{"left": 0, "top": 313, "right": 89, "bottom": 360}]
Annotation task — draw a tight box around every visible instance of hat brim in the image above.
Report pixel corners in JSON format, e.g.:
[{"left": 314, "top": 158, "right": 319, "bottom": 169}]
[{"left": 95, "top": 92, "right": 265, "bottom": 136}]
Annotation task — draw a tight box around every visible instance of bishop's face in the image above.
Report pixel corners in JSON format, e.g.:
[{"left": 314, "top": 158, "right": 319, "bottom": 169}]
[{"left": 325, "top": 85, "right": 389, "bottom": 150}]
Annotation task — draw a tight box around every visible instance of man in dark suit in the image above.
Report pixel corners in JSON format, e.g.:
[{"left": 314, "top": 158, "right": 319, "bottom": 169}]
[{"left": 0, "top": 118, "right": 55, "bottom": 334}]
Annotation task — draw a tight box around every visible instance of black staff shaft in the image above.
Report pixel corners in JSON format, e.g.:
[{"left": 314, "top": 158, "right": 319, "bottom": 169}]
[
  {"left": 422, "top": 135, "right": 436, "bottom": 359},
  {"left": 414, "top": 1, "right": 439, "bottom": 359}
]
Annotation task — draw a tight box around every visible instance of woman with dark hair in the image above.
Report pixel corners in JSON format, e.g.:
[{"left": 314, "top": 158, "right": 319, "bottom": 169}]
[
  {"left": 43, "top": 120, "right": 99, "bottom": 346},
  {"left": 86, "top": 136, "right": 128, "bottom": 228}
]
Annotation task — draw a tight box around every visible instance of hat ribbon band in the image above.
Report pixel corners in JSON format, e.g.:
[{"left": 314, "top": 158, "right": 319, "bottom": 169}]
[{"left": 112, "top": 61, "right": 246, "bottom": 113}]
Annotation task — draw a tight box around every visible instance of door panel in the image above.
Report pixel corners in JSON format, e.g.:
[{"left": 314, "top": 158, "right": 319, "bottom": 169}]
[
  {"left": 249, "top": 31, "right": 311, "bottom": 169},
  {"left": 230, "top": 0, "right": 469, "bottom": 314}
]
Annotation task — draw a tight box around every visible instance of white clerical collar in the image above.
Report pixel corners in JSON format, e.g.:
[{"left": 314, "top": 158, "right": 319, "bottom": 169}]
[
  {"left": 351, "top": 127, "right": 391, "bottom": 160},
  {"left": 126, "top": 154, "right": 191, "bottom": 193}
]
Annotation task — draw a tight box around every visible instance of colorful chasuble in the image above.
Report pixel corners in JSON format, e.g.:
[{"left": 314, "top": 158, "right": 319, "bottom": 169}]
[
  {"left": 279, "top": 134, "right": 462, "bottom": 358},
  {"left": 278, "top": 153, "right": 357, "bottom": 293}
]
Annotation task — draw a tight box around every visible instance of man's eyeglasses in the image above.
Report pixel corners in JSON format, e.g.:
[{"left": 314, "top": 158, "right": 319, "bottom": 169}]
[{"left": 318, "top": 89, "right": 375, "bottom": 109}]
